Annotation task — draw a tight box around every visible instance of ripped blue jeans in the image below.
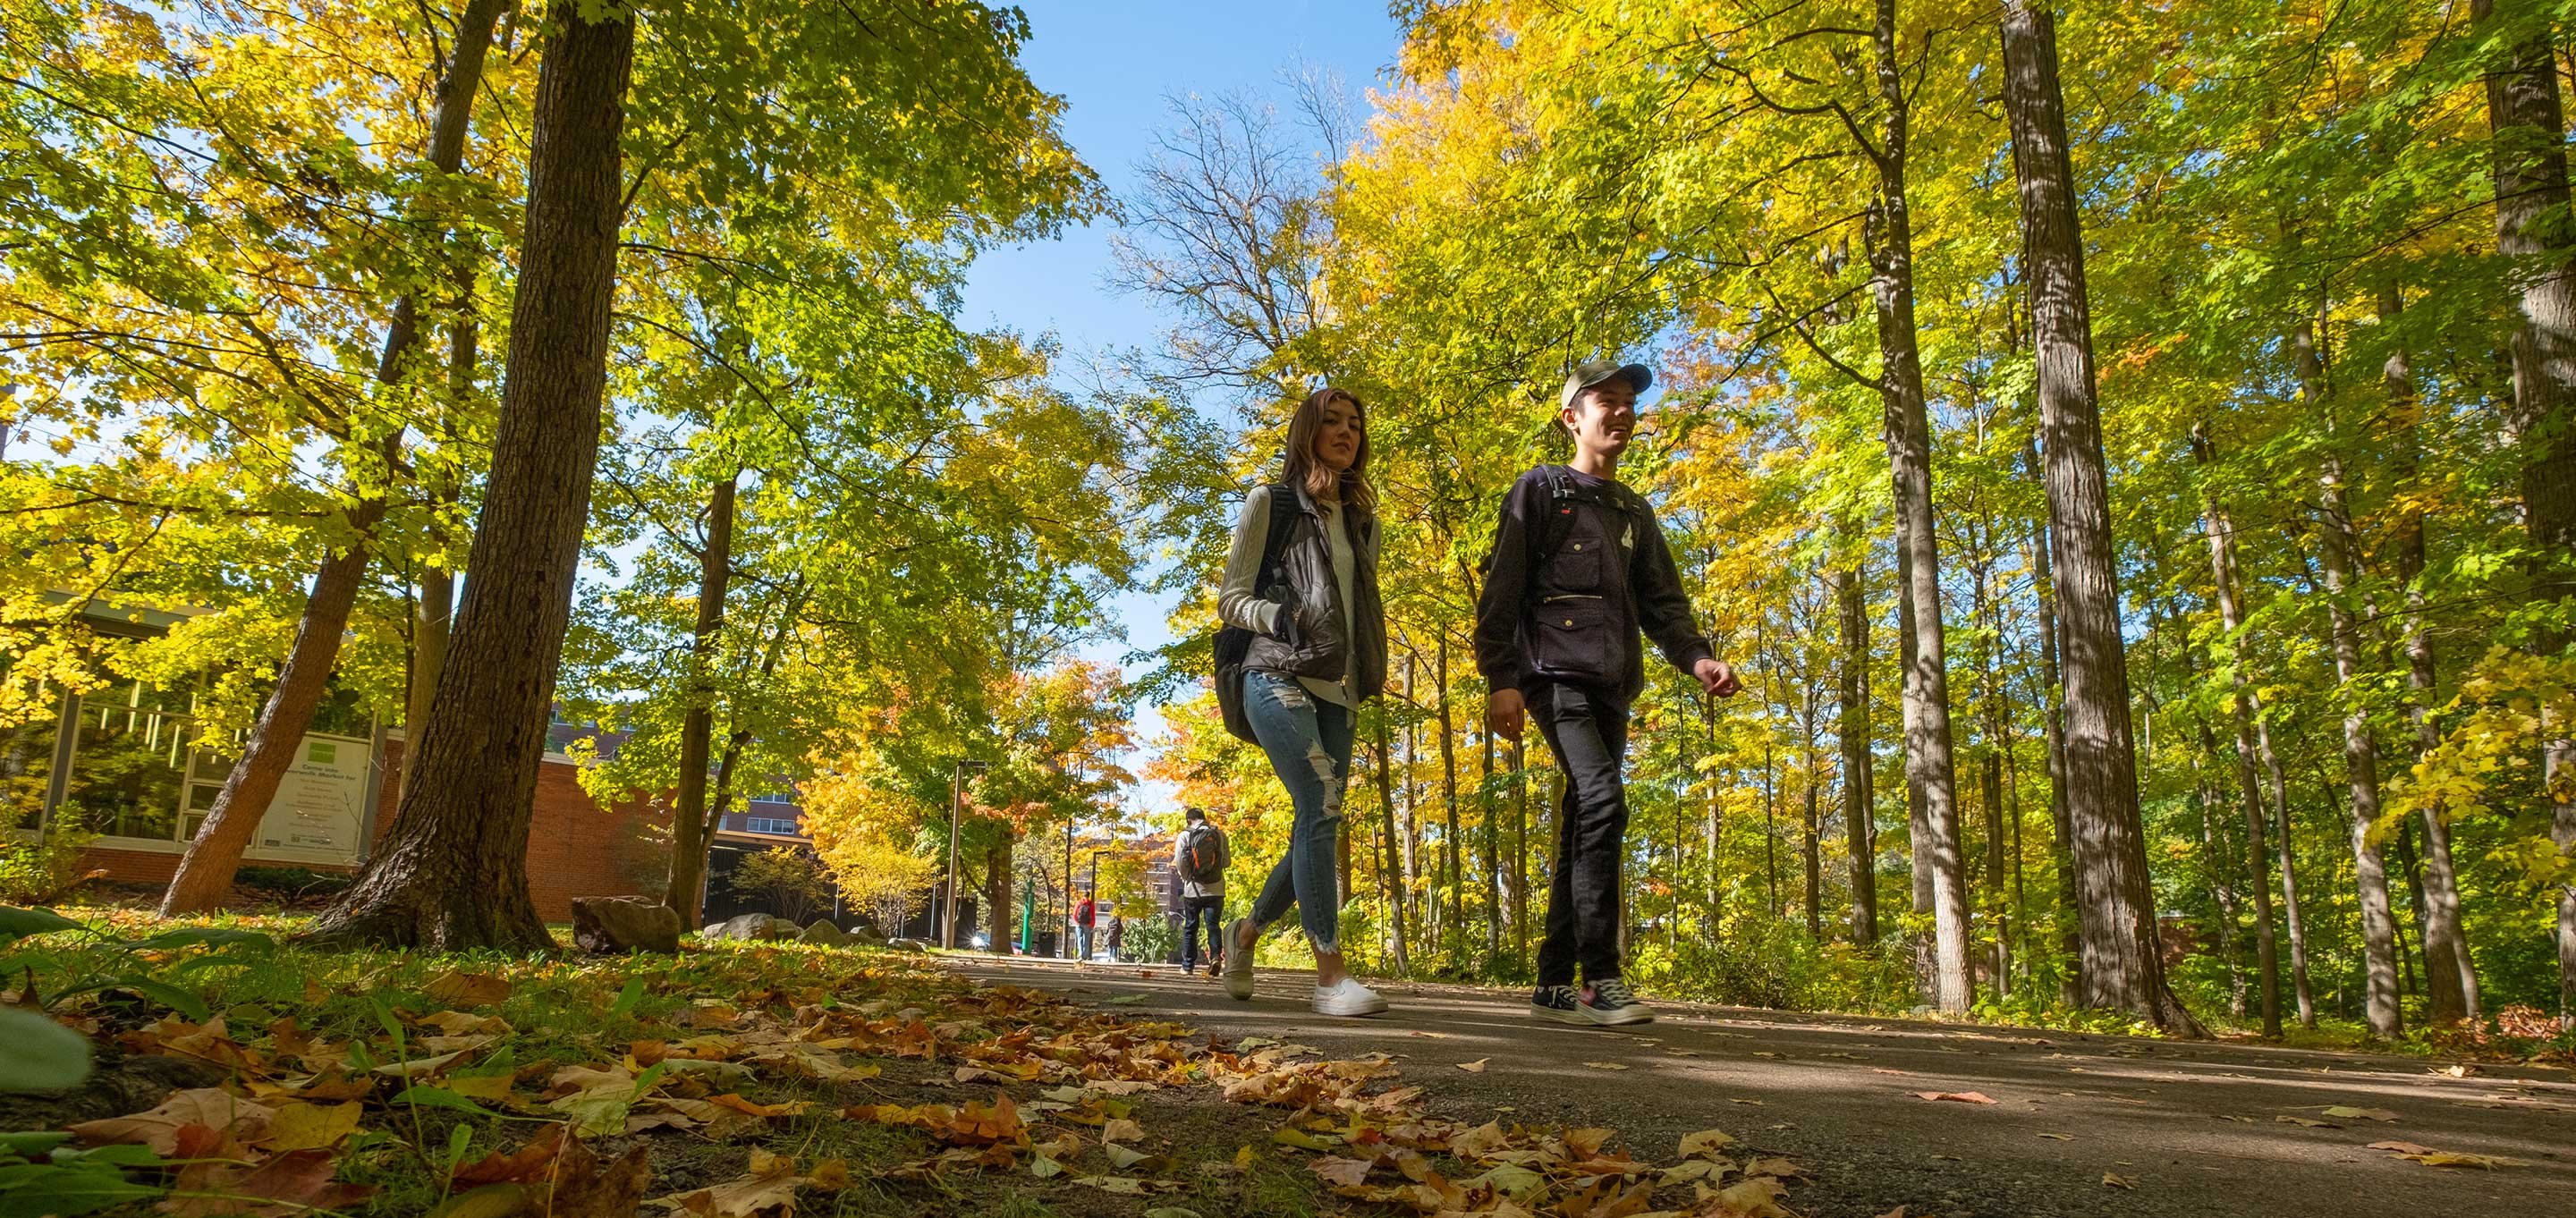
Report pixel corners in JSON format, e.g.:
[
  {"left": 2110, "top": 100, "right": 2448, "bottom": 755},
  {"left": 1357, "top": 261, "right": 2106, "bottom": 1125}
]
[{"left": 1242, "top": 669, "right": 1353, "bottom": 955}]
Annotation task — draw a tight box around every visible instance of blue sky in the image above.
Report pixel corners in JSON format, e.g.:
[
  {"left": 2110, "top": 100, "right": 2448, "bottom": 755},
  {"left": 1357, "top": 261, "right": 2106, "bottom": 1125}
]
[{"left": 955, "top": 1, "right": 1401, "bottom": 816}]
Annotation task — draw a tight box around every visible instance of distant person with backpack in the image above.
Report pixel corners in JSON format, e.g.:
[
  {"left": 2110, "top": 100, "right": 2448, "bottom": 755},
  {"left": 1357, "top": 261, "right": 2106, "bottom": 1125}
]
[
  {"left": 1212, "top": 385, "right": 1390, "bottom": 1017},
  {"left": 1106, "top": 912, "right": 1125, "bottom": 962},
  {"left": 1475, "top": 358, "right": 1743, "bottom": 1028},
  {"left": 1174, "top": 808, "right": 1232, "bottom": 976},
  {"left": 1072, "top": 892, "right": 1097, "bottom": 961}
]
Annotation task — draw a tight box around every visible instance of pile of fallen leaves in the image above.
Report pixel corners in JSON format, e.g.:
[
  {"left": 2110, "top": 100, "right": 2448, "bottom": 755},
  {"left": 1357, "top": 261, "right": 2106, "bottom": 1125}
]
[{"left": 16, "top": 917, "right": 1815, "bottom": 1217}]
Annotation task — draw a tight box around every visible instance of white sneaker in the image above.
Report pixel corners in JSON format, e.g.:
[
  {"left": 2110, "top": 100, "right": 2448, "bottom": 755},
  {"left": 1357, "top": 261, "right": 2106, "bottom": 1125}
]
[
  {"left": 1311, "top": 977, "right": 1388, "bottom": 1018},
  {"left": 1222, "top": 918, "right": 1257, "bottom": 1001}
]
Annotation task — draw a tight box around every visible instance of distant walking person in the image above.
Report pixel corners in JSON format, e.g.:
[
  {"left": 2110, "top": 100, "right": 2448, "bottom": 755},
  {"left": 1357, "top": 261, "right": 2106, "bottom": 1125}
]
[
  {"left": 1174, "top": 808, "right": 1232, "bottom": 976},
  {"left": 1214, "top": 386, "right": 1391, "bottom": 1017},
  {"left": 1475, "top": 358, "right": 1742, "bottom": 1028},
  {"left": 1106, "top": 912, "right": 1125, "bottom": 962},
  {"left": 1072, "top": 892, "right": 1097, "bottom": 961}
]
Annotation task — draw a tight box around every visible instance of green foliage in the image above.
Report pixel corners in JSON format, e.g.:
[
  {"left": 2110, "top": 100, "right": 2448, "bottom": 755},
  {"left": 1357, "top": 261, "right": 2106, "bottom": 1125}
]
[
  {"left": 0, "top": 829, "right": 97, "bottom": 908},
  {"left": 0, "top": 904, "right": 275, "bottom": 1023},
  {"left": 724, "top": 848, "right": 835, "bottom": 925}
]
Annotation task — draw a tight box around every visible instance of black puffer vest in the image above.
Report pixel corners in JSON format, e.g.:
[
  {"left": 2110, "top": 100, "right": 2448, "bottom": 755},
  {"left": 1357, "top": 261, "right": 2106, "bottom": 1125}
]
[{"left": 1244, "top": 484, "right": 1388, "bottom": 702}]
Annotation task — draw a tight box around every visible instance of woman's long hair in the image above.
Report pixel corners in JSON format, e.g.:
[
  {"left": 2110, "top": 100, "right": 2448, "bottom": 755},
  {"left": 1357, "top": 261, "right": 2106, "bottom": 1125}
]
[{"left": 1279, "top": 386, "right": 1376, "bottom": 513}]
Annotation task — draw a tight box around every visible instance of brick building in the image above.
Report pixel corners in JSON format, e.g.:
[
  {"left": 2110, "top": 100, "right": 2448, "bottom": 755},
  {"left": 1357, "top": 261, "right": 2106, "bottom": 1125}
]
[{"left": 3, "top": 598, "right": 834, "bottom": 922}]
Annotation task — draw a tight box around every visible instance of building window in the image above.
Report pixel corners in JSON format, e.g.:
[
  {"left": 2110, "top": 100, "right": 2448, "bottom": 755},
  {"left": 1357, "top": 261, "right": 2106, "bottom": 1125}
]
[
  {"left": 744, "top": 816, "right": 800, "bottom": 835},
  {"left": 748, "top": 789, "right": 794, "bottom": 805}
]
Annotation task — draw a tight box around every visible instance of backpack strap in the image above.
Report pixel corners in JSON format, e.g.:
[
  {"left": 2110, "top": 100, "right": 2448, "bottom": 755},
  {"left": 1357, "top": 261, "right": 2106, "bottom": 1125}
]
[{"left": 1534, "top": 465, "right": 1642, "bottom": 570}]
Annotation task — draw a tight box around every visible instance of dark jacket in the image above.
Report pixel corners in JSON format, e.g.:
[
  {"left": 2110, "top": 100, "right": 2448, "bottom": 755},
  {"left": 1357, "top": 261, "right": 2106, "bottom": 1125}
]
[
  {"left": 1473, "top": 465, "right": 1713, "bottom": 703},
  {"left": 1242, "top": 484, "right": 1389, "bottom": 701}
]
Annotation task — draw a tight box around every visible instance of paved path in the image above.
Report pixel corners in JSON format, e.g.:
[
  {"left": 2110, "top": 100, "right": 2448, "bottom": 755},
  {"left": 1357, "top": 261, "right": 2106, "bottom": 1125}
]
[{"left": 943, "top": 955, "right": 2576, "bottom": 1218}]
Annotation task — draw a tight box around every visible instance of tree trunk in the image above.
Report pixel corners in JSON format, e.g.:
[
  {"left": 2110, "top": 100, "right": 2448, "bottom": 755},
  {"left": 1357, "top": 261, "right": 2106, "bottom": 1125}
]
[
  {"left": 2303, "top": 320, "right": 2405, "bottom": 1039},
  {"left": 665, "top": 473, "right": 736, "bottom": 926},
  {"left": 1868, "top": 0, "right": 1970, "bottom": 1014},
  {"left": 1513, "top": 737, "right": 1530, "bottom": 967},
  {"left": 1973, "top": 543, "right": 2013, "bottom": 1001},
  {"left": 1802, "top": 690, "right": 1824, "bottom": 939},
  {"left": 160, "top": 506, "right": 386, "bottom": 914},
  {"left": 1374, "top": 718, "right": 1410, "bottom": 975},
  {"left": 162, "top": 0, "right": 508, "bottom": 914},
  {"left": 2192, "top": 726, "right": 2249, "bottom": 1019},
  {"left": 1437, "top": 640, "right": 1462, "bottom": 941},
  {"left": 1482, "top": 721, "right": 1500, "bottom": 960},
  {"left": 2264, "top": 719, "right": 2318, "bottom": 1027},
  {"left": 987, "top": 839, "right": 1013, "bottom": 956},
  {"left": 2190, "top": 424, "right": 2284, "bottom": 1035},
  {"left": 2471, "top": 0, "right": 2576, "bottom": 1027},
  {"left": 1998, "top": 0, "right": 2200, "bottom": 1035},
  {"left": 305, "top": 2, "right": 636, "bottom": 950},
  {"left": 2023, "top": 444, "right": 2083, "bottom": 1003},
  {"left": 1837, "top": 563, "right": 1878, "bottom": 944},
  {"left": 2379, "top": 287, "right": 2478, "bottom": 1023}
]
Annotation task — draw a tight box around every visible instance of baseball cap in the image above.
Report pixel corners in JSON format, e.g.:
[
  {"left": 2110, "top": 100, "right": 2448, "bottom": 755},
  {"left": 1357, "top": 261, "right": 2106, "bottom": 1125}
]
[{"left": 1560, "top": 358, "right": 1653, "bottom": 410}]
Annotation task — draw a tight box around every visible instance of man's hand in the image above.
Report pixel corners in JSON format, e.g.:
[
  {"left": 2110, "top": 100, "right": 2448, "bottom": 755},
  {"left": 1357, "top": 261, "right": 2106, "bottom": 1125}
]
[
  {"left": 1695, "top": 657, "right": 1743, "bottom": 698},
  {"left": 1487, "top": 689, "right": 1526, "bottom": 740}
]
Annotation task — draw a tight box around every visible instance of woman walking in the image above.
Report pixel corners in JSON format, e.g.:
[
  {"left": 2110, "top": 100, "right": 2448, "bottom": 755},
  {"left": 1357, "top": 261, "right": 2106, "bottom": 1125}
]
[{"left": 1216, "top": 386, "right": 1390, "bottom": 1017}]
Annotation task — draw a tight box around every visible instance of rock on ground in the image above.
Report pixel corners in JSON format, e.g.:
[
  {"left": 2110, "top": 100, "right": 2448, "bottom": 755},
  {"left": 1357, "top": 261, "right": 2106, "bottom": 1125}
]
[
  {"left": 799, "top": 918, "right": 851, "bottom": 946},
  {"left": 570, "top": 896, "right": 681, "bottom": 954}
]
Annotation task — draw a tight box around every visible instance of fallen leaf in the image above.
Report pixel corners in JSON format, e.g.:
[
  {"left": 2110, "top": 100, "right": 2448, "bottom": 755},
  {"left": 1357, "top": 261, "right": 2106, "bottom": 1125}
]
[
  {"left": 1312, "top": 1156, "right": 1376, "bottom": 1188},
  {"left": 1710, "top": 1176, "right": 1793, "bottom": 1217},
  {"left": 1911, "top": 1091, "right": 1997, "bottom": 1104},
  {"left": 1677, "top": 1129, "right": 1737, "bottom": 1159},
  {"left": 1458, "top": 1058, "right": 1490, "bottom": 1073},
  {"left": 2038, "top": 1132, "right": 2073, "bottom": 1141},
  {"left": 1581, "top": 1061, "right": 1631, "bottom": 1071},
  {"left": 2368, "top": 1140, "right": 2527, "bottom": 1168},
  {"left": 654, "top": 1149, "right": 817, "bottom": 1216},
  {"left": 2319, "top": 1105, "right": 2400, "bottom": 1122},
  {"left": 67, "top": 1088, "right": 274, "bottom": 1154},
  {"left": 424, "top": 970, "right": 513, "bottom": 1007},
  {"left": 1100, "top": 1117, "right": 1146, "bottom": 1145},
  {"left": 256, "top": 1101, "right": 362, "bottom": 1151},
  {"left": 2103, "top": 1173, "right": 2136, "bottom": 1189},
  {"left": 374, "top": 1049, "right": 470, "bottom": 1078},
  {"left": 162, "top": 1147, "right": 376, "bottom": 1216}
]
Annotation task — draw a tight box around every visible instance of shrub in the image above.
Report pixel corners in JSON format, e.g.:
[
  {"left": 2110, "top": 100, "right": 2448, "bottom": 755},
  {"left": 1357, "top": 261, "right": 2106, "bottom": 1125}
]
[
  {"left": 1120, "top": 911, "right": 1180, "bottom": 963},
  {"left": 0, "top": 827, "right": 102, "bottom": 906}
]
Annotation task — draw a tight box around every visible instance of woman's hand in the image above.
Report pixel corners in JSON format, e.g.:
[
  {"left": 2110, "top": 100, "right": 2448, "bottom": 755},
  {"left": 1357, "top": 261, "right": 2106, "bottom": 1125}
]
[{"left": 1487, "top": 688, "right": 1525, "bottom": 740}]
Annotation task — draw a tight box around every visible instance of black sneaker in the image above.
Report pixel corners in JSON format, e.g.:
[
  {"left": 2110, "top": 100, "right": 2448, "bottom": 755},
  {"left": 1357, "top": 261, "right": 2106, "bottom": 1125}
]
[
  {"left": 1530, "top": 985, "right": 1584, "bottom": 1024},
  {"left": 1579, "top": 977, "right": 1655, "bottom": 1027}
]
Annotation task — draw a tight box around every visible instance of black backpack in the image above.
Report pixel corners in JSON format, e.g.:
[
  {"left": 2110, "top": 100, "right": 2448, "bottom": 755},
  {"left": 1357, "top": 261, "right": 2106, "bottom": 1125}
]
[
  {"left": 1177, "top": 825, "right": 1223, "bottom": 884},
  {"left": 1213, "top": 485, "right": 1300, "bottom": 744}
]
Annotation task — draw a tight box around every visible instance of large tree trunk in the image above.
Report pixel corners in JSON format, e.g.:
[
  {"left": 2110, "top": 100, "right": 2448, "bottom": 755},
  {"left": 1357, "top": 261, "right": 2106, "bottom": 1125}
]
[
  {"left": 161, "top": 0, "right": 508, "bottom": 915},
  {"left": 665, "top": 473, "right": 737, "bottom": 926},
  {"left": 2190, "top": 425, "right": 2284, "bottom": 1036},
  {"left": 304, "top": 3, "right": 637, "bottom": 950},
  {"left": 2472, "top": 0, "right": 2576, "bottom": 1027},
  {"left": 1837, "top": 562, "right": 1878, "bottom": 945},
  {"left": 2301, "top": 319, "right": 2406, "bottom": 1039},
  {"left": 1869, "top": 0, "right": 1970, "bottom": 1012},
  {"left": 1998, "top": 0, "right": 2200, "bottom": 1035}
]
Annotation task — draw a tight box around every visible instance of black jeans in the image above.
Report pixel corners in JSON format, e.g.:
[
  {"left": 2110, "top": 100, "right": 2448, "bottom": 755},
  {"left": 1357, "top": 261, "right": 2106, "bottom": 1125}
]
[
  {"left": 1180, "top": 894, "right": 1224, "bottom": 970},
  {"left": 1531, "top": 681, "right": 1632, "bottom": 987}
]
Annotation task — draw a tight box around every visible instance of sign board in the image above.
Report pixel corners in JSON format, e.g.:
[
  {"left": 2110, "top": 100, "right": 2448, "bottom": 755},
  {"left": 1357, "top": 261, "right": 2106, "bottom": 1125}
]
[{"left": 251, "top": 734, "right": 370, "bottom": 864}]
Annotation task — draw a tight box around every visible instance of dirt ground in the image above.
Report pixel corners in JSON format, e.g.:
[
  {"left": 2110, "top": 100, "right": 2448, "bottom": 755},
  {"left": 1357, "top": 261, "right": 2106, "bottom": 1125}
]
[{"left": 944, "top": 955, "right": 2576, "bottom": 1218}]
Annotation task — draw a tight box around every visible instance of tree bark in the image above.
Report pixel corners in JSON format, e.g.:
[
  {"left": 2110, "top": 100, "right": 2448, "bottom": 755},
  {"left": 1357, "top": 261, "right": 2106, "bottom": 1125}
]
[
  {"left": 665, "top": 473, "right": 737, "bottom": 926},
  {"left": 1868, "top": 0, "right": 1970, "bottom": 1014},
  {"left": 1998, "top": 0, "right": 2200, "bottom": 1034},
  {"left": 304, "top": 2, "right": 636, "bottom": 950},
  {"left": 1482, "top": 720, "right": 1501, "bottom": 959},
  {"left": 2190, "top": 424, "right": 2284, "bottom": 1035},
  {"left": 161, "top": 0, "right": 507, "bottom": 914},
  {"left": 2471, "top": 0, "right": 2576, "bottom": 1027},
  {"left": 1837, "top": 562, "right": 1878, "bottom": 944},
  {"left": 1437, "top": 640, "right": 1462, "bottom": 941},
  {"left": 2301, "top": 317, "right": 2405, "bottom": 1040},
  {"left": 1802, "top": 682, "right": 1824, "bottom": 938}
]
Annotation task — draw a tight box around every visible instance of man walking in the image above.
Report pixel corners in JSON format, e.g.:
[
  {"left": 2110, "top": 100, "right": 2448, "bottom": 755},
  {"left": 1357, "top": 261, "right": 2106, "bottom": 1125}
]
[
  {"left": 1174, "top": 807, "right": 1232, "bottom": 975},
  {"left": 1475, "top": 357, "right": 1743, "bottom": 1027},
  {"left": 1072, "top": 891, "right": 1097, "bottom": 961}
]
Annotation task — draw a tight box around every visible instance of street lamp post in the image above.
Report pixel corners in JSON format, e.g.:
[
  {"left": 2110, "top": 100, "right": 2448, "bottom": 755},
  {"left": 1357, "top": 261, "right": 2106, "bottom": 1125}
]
[{"left": 942, "top": 758, "right": 987, "bottom": 950}]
